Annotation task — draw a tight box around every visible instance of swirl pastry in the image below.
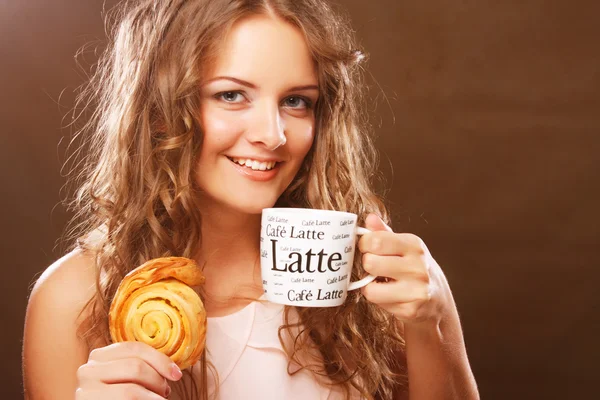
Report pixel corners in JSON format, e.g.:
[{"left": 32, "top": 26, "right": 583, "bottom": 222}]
[{"left": 109, "top": 257, "right": 207, "bottom": 370}]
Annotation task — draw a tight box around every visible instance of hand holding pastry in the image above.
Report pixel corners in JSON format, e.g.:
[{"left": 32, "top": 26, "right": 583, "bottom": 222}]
[
  {"left": 108, "top": 257, "right": 207, "bottom": 370},
  {"left": 76, "top": 257, "right": 205, "bottom": 399},
  {"left": 76, "top": 341, "right": 182, "bottom": 399}
]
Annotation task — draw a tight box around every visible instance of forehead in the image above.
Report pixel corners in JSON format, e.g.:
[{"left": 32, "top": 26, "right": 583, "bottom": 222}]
[{"left": 205, "top": 15, "right": 317, "bottom": 87}]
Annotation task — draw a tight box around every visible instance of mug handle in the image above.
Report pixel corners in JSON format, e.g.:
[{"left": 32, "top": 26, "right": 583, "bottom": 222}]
[{"left": 347, "top": 227, "right": 377, "bottom": 291}]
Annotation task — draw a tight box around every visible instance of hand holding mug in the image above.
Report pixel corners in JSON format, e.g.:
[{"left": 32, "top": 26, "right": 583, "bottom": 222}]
[{"left": 359, "top": 214, "right": 453, "bottom": 325}]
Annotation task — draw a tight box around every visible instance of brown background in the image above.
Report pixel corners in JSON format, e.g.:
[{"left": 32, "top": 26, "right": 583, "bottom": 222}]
[{"left": 2, "top": 0, "right": 599, "bottom": 399}]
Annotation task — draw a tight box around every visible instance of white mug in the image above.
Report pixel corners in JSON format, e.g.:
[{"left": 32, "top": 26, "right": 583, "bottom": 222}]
[{"left": 260, "top": 208, "right": 376, "bottom": 307}]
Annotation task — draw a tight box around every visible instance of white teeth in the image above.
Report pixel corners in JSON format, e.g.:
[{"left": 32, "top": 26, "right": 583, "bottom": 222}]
[{"left": 230, "top": 157, "right": 277, "bottom": 171}]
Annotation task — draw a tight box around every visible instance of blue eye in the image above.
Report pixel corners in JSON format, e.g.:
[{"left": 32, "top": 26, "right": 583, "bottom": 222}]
[
  {"left": 284, "top": 96, "right": 311, "bottom": 109},
  {"left": 217, "top": 91, "right": 244, "bottom": 103}
]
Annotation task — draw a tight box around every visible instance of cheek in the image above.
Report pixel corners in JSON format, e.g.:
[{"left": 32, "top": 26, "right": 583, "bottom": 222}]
[
  {"left": 285, "top": 117, "right": 315, "bottom": 158},
  {"left": 199, "top": 105, "right": 245, "bottom": 151}
]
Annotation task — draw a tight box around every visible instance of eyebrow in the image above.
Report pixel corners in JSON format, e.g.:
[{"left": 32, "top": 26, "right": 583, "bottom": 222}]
[{"left": 205, "top": 76, "right": 319, "bottom": 92}]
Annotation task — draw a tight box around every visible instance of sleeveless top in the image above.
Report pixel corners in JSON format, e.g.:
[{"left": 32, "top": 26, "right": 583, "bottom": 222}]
[{"left": 205, "top": 299, "right": 363, "bottom": 399}]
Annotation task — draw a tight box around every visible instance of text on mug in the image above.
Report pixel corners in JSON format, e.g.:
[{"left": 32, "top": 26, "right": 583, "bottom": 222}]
[
  {"left": 265, "top": 224, "right": 325, "bottom": 240},
  {"left": 287, "top": 289, "right": 345, "bottom": 302},
  {"left": 270, "top": 239, "right": 342, "bottom": 273}
]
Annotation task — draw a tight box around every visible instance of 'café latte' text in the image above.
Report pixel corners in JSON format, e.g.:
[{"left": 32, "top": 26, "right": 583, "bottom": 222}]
[
  {"left": 265, "top": 224, "right": 325, "bottom": 240},
  {"left": 287, "top": 289, "right": 345, "bottom": 302}
]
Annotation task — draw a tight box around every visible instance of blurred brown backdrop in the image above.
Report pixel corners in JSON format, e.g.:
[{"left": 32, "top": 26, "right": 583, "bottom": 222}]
[{"left": 2, "top": 0, "right": 599, "bottom": 399}]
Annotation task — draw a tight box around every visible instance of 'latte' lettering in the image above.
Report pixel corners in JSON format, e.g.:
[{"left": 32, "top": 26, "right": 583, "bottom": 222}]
[{"left": 270, "top": 239, "right": 343, "bottom": 273}]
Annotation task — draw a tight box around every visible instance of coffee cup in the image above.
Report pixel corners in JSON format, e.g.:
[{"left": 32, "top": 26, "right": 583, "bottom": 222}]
[{"left": 260, "top": 208, "right": 376, "bottom": 307}]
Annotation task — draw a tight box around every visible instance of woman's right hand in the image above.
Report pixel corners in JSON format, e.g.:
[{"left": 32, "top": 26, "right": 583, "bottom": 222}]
[{"left": 75, "top": 342, "right": 183, "bottom": 399}]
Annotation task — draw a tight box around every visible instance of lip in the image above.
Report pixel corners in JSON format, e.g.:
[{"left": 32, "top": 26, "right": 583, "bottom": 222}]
[
  {"left": 227, "top": 155, "right": 284, "bottom": 163},
  {"left": 227, "top": 156, "right": 281, "bottom": 182}
]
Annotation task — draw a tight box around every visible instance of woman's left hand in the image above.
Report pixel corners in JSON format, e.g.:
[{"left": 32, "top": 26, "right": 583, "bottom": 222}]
[{"left": 358, "top": 213, "right": 454, "bottom": 326}]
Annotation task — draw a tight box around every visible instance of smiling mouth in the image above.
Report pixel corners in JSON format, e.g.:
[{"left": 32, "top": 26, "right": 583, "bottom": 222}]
[{"left": 226, "top": 156, "right": 279, "bottom": 171}]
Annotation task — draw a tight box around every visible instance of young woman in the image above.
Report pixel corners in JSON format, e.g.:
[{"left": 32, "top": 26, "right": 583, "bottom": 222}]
[{"left": 23, "top": 0, "right": 479, "bottom": 399}]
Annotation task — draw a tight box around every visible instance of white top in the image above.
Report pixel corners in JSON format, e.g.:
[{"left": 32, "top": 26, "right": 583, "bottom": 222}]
[{"left": 205, "top": 299, "right": 362, "bottom": 399}]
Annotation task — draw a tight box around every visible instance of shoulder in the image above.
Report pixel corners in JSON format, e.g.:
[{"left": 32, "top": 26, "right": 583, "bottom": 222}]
[
  {"left": 25, "top": 247, "right": 100, "bottom": 348},
  {"left": 28, "top": 248, "right": 98, "bottom": 315},
  {"left": 23, "top": 248, "right": 99, "bottom": 399}
]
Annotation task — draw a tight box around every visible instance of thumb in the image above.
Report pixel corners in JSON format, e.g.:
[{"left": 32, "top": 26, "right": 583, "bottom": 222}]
[{"left": 364, "top": 213, "right": 393, "bottom": 233}]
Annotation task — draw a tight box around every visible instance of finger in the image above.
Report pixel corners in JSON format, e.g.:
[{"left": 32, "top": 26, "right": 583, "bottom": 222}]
[
  {"left": 79, "top": 358, "right": 171, "bottom": 397},
  {"left": 106, "top": 383, "right": 167, "bottom": 399},
  {"left": 361, "top": 279, "right": 431, "bottom": 305},
  {"left": 364, "top": 213, "right": 393, "bottom": 233},
  {"left": 88, "top": 342, "right": 182, "bottom": 381},
  {"left": 362, "top": 253, "right": 427, "bottom": 280},
  {"left": 358, "top": 231, "right": 426, "bottom": 256}
]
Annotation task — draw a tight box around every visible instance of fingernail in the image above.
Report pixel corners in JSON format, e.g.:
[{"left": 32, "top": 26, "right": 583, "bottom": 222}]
[
  {"left": 165, "top": 385, "right": 171, "bottom": 397},
  {"left": 171, "top": 363, "right": 182, "bottom": 380}
]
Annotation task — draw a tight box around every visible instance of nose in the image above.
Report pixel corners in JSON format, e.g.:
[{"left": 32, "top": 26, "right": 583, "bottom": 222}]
[{"left": 247, "top": 102, "right": 287, "bottom": 151}]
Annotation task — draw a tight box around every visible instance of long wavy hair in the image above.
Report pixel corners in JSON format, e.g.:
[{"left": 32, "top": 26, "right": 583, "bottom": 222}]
[{"left": 65, "top": 0, "right": 406, "bottom": 399}]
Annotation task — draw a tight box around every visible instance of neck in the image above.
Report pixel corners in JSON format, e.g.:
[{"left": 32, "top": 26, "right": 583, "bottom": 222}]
[{"left": 195, "top": 203, "right": 264, "bottom": 313}]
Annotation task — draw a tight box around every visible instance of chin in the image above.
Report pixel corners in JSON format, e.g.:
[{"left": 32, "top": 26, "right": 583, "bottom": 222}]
[
  {"left": 236, "top": 205, "right": 272, "bottom": 215},
  {"left": 201, "top": 190, "right": 281, "bottom": 216},
  {"left": 211, "top": 203, "right": 269, "bottom": 217},
  {"left": 231, "top": 197, "right": 280, "bottom": 215}
]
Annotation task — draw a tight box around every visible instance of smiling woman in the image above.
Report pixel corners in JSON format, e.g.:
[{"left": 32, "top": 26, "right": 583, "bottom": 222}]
[
  {"left": 196, "top": 15, "right": 317, "bottom": 214},
  {"left": 22, "top": 1, "right": 478, "bottom": 400}
]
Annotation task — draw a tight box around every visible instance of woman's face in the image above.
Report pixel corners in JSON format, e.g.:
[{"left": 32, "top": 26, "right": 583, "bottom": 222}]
[{"left": 196, "top": 15, "right": 318, "bottom": 215}]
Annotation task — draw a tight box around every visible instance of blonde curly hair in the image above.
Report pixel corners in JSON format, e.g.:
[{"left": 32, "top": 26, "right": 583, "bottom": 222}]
[{"left": 64, "top": 0, "right": 407, "bottom": 398}]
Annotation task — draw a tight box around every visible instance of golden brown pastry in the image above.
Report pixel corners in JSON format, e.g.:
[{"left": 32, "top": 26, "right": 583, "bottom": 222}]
[{"left": 109, "top": 257, "right": 207, "bottom": 370}]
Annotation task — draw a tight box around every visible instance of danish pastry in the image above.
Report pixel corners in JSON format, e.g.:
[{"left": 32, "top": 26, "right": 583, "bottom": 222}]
[{"left": 108, "top": 257, "right": 207, "bottom": 370}]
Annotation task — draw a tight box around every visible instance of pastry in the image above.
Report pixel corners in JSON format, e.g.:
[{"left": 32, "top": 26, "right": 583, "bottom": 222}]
[{"left": 108, "top": 256, "right": 207, "bottom": 370}]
